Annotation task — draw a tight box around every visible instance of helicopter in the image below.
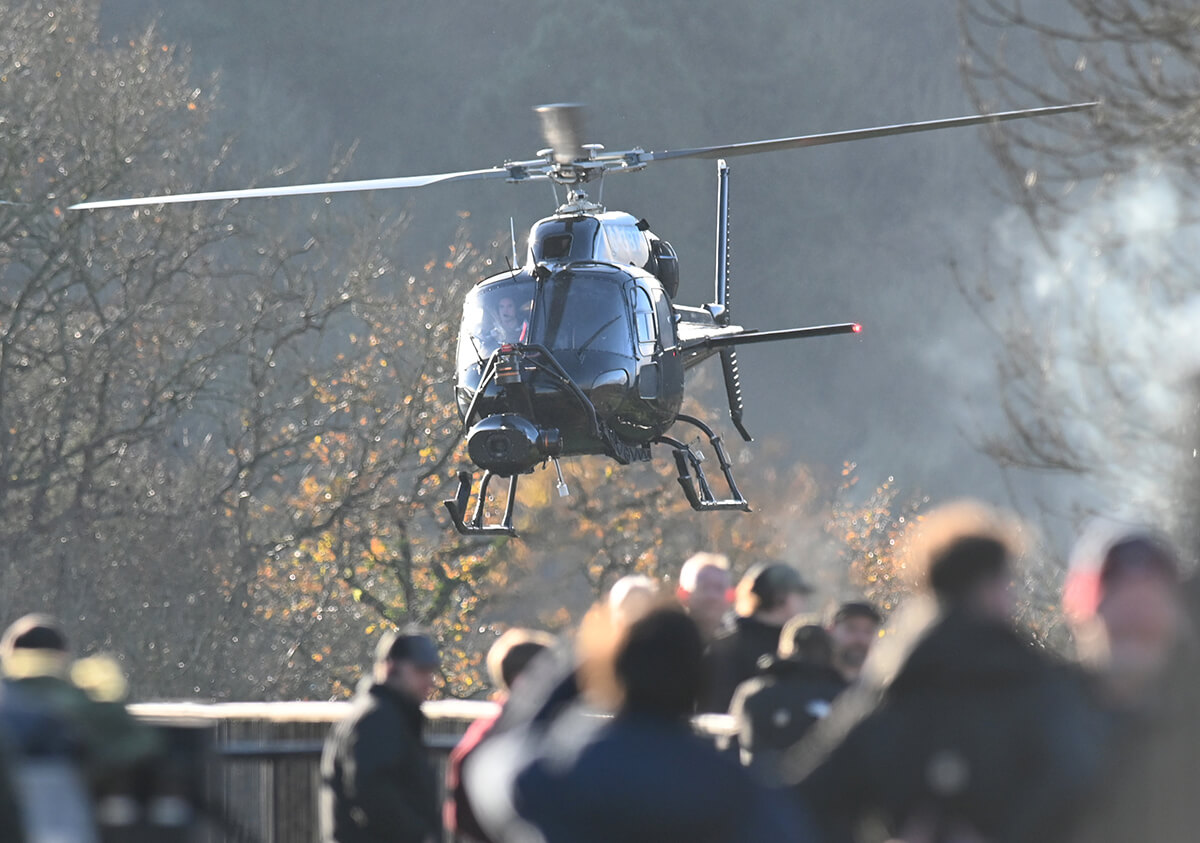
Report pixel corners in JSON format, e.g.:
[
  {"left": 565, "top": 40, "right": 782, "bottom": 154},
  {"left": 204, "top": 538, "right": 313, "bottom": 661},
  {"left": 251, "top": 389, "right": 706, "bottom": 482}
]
[{"left": 71, "top": 100, "right": 1096, "bottom": 537}]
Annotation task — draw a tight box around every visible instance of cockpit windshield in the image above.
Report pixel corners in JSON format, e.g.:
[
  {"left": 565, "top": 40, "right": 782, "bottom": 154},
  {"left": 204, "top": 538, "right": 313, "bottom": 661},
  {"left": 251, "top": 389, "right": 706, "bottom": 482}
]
[
  {"left": 458, "top": 270, "right": 632, "bottom": 364},
  {"left": 533, "top": 270, "right": 630, "bottom": 356}
]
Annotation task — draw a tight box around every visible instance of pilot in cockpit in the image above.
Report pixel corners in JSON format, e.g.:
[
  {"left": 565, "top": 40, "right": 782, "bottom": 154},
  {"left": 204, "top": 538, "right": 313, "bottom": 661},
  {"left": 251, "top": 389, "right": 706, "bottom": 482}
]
[{"left": 491, "top": 295, "right": 527, "bottom": 344}]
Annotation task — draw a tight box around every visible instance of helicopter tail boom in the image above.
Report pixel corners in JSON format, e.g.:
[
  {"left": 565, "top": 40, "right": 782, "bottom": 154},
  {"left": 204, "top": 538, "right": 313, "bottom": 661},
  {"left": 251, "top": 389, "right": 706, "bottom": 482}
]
[{"left": 681, "top": 321, "right": 862, "bottom": 354}]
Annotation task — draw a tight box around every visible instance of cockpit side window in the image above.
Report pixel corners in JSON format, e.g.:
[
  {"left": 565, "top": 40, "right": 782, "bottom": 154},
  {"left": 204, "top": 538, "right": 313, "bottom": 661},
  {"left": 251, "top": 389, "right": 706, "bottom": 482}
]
[
  {"left": 632, "top": 286, "right": 657, "bottom": 356},
  {"left": 650, "top": 287, "right": 676, "bottom": 350},
  {"left": 459, "top": 278, "right": 536, "bottom": 362}
]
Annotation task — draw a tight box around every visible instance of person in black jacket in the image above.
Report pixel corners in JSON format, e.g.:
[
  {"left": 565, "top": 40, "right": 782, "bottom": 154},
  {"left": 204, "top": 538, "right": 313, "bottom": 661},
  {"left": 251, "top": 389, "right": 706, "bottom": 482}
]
[
  {"left": 703, "top": 562, "right": 813, "bottom": 712},
  {"left": 320, "top": 628, "right": 442, "bottom": 843},
  {"left": 794, "top": 501, "right": 1102, "bottom": 843},
  {"left": 730, "top": 620, "right": 846, "bottom": 784}
]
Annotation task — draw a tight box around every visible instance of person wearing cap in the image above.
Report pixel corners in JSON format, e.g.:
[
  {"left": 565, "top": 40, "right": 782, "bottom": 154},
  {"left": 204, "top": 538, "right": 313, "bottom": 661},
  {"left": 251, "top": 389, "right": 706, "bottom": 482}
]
[
  {"left": 1059, "top": 526, "right": 1199, "bottom": 843},
  {"left": 1063, "top": 525, "right": 1187, "bottom": 711},
  {"left": 795, "top": 500, "right": 1099, "bottom": 843},
  {"left": 702, "top": 562, "right": 813, "bottom": 713},
  {"left": 320, "top": 627, "right": 443, "bottom": 843},
  {"left": 827, "top": 601, "right": 882, "bottom": 684}
]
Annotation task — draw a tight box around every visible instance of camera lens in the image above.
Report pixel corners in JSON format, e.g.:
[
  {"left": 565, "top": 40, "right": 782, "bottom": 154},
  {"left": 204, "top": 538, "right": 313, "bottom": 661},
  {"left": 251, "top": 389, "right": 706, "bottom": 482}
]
[{"left": 486, "top": 433, "right": 512, "bottom": 459}]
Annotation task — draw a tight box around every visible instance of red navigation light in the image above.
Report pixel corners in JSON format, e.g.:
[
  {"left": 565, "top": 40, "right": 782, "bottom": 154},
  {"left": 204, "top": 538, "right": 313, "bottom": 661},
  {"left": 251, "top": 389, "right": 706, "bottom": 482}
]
[{"left": 851, "top": 323, "right": 863, "bottom": 333}]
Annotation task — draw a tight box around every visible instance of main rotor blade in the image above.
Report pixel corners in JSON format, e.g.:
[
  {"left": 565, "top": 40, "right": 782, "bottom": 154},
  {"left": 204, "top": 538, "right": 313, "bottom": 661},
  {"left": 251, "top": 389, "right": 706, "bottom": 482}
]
[
  {"left": 645, "top": 102, "right": 1098, "bottom": 163},
  {"left": 534, "top": 103, "right": 586, "bottom": 165},
  {"left": 69, "top": 166, "right": 513, "bottom": 211}
]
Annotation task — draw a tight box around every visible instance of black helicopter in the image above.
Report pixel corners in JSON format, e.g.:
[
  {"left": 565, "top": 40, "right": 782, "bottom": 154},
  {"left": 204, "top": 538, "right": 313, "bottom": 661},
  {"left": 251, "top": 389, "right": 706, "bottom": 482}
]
[{"left": 71, "top": 101, "right": 1095, "bottom": 536}]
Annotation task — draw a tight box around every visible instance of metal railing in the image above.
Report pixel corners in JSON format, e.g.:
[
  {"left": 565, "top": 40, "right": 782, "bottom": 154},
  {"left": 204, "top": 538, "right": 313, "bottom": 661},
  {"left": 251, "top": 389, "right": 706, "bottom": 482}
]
[{"left": 123, "top": 701, "right": 734, "bottom": 843}]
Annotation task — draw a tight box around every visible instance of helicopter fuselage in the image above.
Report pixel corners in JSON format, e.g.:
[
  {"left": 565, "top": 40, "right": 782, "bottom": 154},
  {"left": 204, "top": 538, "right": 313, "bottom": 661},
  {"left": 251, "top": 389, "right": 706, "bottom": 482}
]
[
  {"left": 453, "top": 211, "right": 689, "bottom": 475},
  {"left": 454, "top": 264, "right": 684, "bottom": 471}
]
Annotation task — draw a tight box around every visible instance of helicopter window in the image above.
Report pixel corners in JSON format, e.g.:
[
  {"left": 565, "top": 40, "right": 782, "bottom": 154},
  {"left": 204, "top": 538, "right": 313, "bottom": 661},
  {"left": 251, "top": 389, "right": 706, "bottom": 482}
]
[
  {"left": 542, "top": 233, "right": 572, "bottom": 260},
  {"left": 534, "top": 272, "right": 631, "bottom": 357},
  {"left": 651, "top": 287, "right": 676, "bottom": 350},
  {"left": 605, "top": 225, "right": 650, "bottom": 267},
  {"left": 632, "top": 287, "right": 656, "bottom": 356},
  {"left": 530, "top": 217, "right": 602, "bottom": 265},
  {"left": 459, "top": 278, "right": 536, "bottom": 360}
]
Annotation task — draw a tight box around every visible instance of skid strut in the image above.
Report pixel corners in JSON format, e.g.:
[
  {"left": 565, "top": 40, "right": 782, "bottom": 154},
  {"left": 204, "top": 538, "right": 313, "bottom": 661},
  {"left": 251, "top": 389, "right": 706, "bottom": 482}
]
[
  {"left": 444, "top": 470, "right": 520, "bottom": 537},
  {"left": 655, "top": 414, "right": 751, "bottom": 512}
]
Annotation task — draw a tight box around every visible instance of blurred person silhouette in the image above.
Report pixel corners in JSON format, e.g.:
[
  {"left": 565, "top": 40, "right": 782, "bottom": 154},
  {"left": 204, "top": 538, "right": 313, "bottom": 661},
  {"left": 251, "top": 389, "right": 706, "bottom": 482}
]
[
  {"left": 1063, "top": 524, "right": 1187, "bottom": 712},
  {"left": 510, "top": 605, "right": 817, "bottom": 842},
  {"left": 0, "top": 614, "right": 161, "bottom": 842},
  {"left": 703, "top": 562, "right": 813, "bottom": 712},
  {"left": 1059, "top": 525, "right": 1199, "bottom": 843},
  {"left": 828, "top": 601, "right": 882, "bottom": 684},
  {"left": 793, "top": 500, "right": 1099, "bottom": 843},
  {"left": 607, "top": 574, "right": 658, "bottom": 629},
  {"left": 445, "top": 628, "right": 555, "bottom": 843},
  {"left": 677, "top": 552, "right": 733, "bottom": 643},
  {"left": 320, "top": 627, "right": 442, "bottom": 843},
  {"left": 730, "top": 618, "right": 846, "bottom": 785}
]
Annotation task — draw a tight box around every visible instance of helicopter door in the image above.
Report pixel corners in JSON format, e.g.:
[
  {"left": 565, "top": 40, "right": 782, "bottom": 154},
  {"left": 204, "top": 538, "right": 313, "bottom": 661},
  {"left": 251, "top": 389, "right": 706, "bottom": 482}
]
[
  {"left": 651, "top": 286, "right": 684, "bottom": 409},
  {"left": 632, "top": 287, "right": 658, "bottom": 399}
]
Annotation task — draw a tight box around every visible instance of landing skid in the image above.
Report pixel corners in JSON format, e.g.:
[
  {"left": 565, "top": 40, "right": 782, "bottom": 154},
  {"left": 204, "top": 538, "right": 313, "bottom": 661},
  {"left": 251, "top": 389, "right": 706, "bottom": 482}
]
[
  {"left": 443, "top": 470, "right": 520, "bottom": 537},
  {"left": 655, "top": 414, "right": 751, "bottom": 512},
  {"left": 444, "top": 414, "right": 752, "bottom": 537}
]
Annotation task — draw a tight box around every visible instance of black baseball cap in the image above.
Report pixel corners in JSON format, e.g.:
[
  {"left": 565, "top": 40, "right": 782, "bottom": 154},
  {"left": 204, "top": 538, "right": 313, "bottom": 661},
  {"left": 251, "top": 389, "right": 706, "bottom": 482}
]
[{"left": 376, "top": 629, "right": 440, "bottom": 669}]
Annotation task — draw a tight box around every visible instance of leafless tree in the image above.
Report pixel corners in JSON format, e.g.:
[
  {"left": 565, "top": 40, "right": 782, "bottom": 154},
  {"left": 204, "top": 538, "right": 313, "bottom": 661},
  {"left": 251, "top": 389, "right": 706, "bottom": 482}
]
[{"left": 954, "top": 1, "right": 1200, "bottom": 542}]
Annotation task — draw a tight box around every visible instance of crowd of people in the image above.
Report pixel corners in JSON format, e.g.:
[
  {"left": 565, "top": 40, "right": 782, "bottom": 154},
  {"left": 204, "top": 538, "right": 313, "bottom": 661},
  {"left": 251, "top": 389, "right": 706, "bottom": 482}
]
[{"left": 323, "top": 499, "right": 1200, "bottom": 843}]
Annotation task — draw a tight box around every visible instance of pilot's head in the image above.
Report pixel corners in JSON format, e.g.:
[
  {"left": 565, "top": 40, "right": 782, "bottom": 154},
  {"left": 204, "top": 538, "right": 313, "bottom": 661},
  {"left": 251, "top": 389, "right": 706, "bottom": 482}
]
[{"left": 497, "top": 296, "right": 519, "bottom": 326}]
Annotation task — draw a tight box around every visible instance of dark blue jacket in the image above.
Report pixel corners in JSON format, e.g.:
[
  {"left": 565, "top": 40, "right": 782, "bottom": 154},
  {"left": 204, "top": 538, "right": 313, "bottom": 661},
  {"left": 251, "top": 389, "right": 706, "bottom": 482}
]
[{"left": 514, "top": 711, "right": 815, "bottom": 843}]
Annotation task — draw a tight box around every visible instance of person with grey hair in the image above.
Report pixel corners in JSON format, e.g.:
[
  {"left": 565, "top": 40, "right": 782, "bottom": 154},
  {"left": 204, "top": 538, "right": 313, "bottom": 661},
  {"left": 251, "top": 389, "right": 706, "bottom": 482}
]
[
  {"left": 607, "top": 574, "right": 658, "bottom": 629},
  {"left": 677, "top": 552, "right": 732, "bottom": 643},
  {"left": 320, "top": 627, "right": 442, "bottom": 843}
]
